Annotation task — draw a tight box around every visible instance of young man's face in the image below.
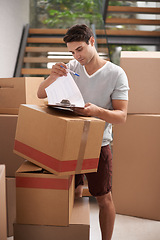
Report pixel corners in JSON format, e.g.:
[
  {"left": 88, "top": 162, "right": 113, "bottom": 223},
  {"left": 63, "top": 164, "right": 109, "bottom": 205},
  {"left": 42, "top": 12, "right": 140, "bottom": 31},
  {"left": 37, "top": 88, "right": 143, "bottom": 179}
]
[{"left": 67, "top": 37, "right": 95, "bottom": 66}]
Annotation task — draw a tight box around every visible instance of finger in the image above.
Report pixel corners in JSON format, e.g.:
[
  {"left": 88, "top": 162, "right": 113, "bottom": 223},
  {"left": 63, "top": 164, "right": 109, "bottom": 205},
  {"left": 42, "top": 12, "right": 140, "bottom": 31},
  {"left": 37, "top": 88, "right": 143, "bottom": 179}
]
[
  {"left": 85, "top": 102, "right": 91, "bottom": 107},
  {"left": 51, "top": 63, "right": 67, "bottom": 76}
]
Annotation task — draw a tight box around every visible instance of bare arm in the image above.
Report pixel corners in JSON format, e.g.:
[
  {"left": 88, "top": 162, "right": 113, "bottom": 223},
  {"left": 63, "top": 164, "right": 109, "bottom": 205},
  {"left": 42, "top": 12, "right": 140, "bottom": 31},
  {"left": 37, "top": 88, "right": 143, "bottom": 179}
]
[
  {"left": 37, "top": 62, "right": 67, "bottom": 99},
  {"left": 73, "top": 99, "right": 128, "bottom": 124}
]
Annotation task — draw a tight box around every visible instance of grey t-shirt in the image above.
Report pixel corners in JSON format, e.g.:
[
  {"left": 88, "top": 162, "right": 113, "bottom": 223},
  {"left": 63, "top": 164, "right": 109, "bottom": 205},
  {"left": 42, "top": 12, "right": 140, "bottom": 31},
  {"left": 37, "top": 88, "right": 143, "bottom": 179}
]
[{"left": 67, "top": 60, "right": 129, "bottom": 146}]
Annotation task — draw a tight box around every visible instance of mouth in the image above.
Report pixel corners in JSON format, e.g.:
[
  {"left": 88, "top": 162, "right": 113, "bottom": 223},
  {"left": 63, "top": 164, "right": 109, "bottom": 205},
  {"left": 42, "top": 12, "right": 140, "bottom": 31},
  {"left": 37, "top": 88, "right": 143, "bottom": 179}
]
[{"left": 78, "top": 58, "right": 84, "bottom": 63}]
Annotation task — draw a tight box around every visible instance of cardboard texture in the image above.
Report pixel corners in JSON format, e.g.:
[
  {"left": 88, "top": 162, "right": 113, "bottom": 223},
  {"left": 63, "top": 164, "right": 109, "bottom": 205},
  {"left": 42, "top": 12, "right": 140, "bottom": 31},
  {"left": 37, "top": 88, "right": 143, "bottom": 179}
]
[
  {"left": 112, "top": 114, "right": 160, "bottom": 220},
  {"left": 14, "top": 104, "right": 105, "bottom": 175},
  {"left": 14, "top": 197, "right": 90, "bottom": 240},
  {"left": 16, "top": 161, "right": 74, "bottom": 226},
  {"left": 120, "top": 51, "right": 160, "bottom": 114},
  {"left": 6, "top": 178, "right": 16, "bottom": 237},
  {"left": 0, "top": 165, "right": 7, "bottom": 240},
  {"left": 0, "top": 114, "right": 24, "bottom": 177},
  {"left": 0, "top": 77, "right": 45, "bottom": 114}
]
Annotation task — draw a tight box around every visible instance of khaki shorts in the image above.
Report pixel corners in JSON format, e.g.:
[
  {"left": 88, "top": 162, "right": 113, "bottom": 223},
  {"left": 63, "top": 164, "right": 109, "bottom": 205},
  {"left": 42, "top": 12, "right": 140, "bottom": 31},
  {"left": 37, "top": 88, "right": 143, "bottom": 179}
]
[{"left": 75, "top": 144, "right": 112, "bottom": 196}]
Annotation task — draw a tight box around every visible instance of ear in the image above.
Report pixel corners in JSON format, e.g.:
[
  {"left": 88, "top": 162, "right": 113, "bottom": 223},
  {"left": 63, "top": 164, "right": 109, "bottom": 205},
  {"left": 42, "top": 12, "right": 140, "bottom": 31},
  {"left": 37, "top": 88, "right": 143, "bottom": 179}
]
[{"left": 89, "top": 36, "right": 95, "bottom": 46}]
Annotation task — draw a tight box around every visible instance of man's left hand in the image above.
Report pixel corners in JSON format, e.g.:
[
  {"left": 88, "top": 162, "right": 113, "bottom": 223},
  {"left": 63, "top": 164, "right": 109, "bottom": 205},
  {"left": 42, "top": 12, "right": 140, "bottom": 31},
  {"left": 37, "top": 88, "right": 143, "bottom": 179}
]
[{"left": 73, "top": 103, "right": 100, "bottom": 117}]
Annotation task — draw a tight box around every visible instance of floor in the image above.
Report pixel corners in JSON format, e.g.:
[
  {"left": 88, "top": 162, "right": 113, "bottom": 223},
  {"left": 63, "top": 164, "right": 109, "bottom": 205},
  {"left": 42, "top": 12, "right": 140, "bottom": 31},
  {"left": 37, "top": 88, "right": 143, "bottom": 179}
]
[
  {"left": 89, "top": 197, "right": 160, "bottom": 240},
  {"left": 8, "top": 197, "right": 160, "bottom": 240}
]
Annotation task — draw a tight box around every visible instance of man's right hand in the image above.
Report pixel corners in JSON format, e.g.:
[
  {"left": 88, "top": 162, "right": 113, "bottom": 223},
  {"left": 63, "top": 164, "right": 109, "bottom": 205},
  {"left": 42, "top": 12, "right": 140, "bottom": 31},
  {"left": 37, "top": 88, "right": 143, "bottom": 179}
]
[
  {"left": 50, "top": 62, "right": 68, "bottom": 78},
  {"left": 37, "top": 62, "right": 67, "bottom": 99}
]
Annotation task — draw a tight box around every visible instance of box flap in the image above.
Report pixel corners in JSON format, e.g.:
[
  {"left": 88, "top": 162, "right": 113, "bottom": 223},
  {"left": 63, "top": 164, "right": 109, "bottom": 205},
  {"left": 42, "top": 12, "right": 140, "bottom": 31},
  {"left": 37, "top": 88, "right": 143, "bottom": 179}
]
[{"left": 16, "top": 161, "right": 43, "bottom": 173}]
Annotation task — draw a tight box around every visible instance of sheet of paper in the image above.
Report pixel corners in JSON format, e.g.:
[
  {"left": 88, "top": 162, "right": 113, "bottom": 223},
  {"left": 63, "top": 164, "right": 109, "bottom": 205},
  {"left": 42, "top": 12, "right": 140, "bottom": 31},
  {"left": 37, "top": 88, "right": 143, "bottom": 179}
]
[{"left": 45, "top": 73, "right": 85, "bottom": 108}]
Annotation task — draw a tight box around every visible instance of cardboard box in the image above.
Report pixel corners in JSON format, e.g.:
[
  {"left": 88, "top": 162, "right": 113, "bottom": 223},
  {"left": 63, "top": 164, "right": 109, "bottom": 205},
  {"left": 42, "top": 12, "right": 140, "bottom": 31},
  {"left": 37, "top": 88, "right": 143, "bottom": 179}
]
[
  {"left": 6, "top": 177, "right": 16, "bottom": 237},
  {"left": 0, "top": 114, "right": 24, "bottom": 177},
  {"left": 14, "top": 104, "right": 105, "bottom": 175},
  {"left": 120, "top": 51, "right": 160, "bottom": 114},
  {"left": 0, "top": 165, "right": 7, "bottom": 240},
  {"left": 0, "top": 77, "right": 45, "bottom": 114},
  {"left": 14, "top": 197, "right": 90, "bottom": 240},
  {"left": 112, "top": 114, "right": 160, "bottom": 220},
  {"left": 16, "top": 161, "right": 74, "bottom": 226}
]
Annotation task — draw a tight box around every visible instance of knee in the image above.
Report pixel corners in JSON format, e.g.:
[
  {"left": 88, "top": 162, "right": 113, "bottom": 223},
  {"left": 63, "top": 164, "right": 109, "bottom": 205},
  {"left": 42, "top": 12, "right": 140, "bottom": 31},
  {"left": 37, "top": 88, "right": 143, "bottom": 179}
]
[
  {"left": 96, "top": 192, "right": 113, "bottom": 209},
  {"left": 75, "top": 185, "right": 83, "bottom": 199}
]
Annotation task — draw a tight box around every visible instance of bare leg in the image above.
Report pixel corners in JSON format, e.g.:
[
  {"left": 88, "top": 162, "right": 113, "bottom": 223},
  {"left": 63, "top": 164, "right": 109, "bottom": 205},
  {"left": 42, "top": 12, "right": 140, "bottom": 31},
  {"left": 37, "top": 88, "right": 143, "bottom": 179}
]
[
  {"left": 75, "top": 185, "right": 83, "bottom": 199},
  {"left": 96, "top": 192, "right": 115, "bottom": 240}
]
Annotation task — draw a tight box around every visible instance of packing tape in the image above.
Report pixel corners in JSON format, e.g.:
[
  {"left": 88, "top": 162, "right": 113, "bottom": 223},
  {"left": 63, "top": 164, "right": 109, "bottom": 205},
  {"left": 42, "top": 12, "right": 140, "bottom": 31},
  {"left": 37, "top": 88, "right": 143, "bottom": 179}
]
[
  {"left": 16, "top": 175, "right": 73, "bottom": 190},
  {"left": 75, "top": 120, "right": 91, "bottom": 174}
]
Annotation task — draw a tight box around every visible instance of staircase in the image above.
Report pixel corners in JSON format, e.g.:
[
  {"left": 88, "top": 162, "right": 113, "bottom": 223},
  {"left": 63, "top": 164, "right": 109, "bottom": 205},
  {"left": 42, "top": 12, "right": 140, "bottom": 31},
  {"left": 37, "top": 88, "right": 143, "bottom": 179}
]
[
  {"left": 102, "top": 0, "right": 160, "bottom": 47},
  {"left": 14, "top": 26, "right": 109, "bottom": 78}
]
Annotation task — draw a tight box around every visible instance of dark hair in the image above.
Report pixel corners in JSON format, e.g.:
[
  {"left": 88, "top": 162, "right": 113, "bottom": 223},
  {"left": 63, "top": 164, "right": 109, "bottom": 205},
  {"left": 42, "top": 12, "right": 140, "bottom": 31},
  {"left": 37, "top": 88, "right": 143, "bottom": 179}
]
[{"left": 63, "top": 24, "right": 94, "bottom": 44}]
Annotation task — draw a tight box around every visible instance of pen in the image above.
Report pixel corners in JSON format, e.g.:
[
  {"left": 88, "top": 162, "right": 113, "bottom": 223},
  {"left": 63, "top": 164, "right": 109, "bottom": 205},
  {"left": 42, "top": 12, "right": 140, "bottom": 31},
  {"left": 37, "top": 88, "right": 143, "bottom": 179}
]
[{"left": 60, "top": 65, "right": 80, "bottom": 77}]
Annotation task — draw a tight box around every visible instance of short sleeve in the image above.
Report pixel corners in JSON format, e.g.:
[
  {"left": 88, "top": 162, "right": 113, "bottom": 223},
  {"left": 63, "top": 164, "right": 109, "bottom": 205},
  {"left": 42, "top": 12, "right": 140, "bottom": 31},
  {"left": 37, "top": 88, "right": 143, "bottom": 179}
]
[{"left": 111, "top": 71, "right": 130, "bottom": 100}]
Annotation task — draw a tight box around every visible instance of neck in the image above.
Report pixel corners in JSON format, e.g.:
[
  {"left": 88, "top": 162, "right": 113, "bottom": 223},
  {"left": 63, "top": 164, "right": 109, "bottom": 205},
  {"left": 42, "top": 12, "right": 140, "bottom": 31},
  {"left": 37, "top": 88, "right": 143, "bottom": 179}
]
[{"left": 85, "top": 53, "right": 107, "bottom": 75}]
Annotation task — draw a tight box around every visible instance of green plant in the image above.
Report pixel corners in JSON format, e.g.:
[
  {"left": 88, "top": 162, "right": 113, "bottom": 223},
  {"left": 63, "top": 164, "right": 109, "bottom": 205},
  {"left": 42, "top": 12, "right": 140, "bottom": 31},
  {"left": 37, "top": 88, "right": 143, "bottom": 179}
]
[{"left": 42, "top": 0, "right": 103, "bottom": 28}]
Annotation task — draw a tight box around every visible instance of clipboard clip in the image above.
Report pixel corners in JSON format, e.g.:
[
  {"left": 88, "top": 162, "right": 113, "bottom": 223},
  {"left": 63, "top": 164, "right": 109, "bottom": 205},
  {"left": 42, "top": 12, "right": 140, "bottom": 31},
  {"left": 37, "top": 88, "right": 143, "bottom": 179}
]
[{"left": 56, "top": 99, "right": 75, "bottom": 107}]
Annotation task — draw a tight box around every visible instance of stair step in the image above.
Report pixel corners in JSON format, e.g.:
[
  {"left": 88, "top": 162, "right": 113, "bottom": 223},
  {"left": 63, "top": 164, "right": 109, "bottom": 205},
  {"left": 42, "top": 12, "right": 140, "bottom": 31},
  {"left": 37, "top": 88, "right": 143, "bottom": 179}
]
[
  {"left": 27, "top": 37, "right": 107, "bottom": 44},
  {"left": 29, "top": 28, "right": 107, "bottom": 35},
  {"left": 25, "top": 47, "right": 68, "bottom": 52},
  {"left": 113, "top": 0, "right": 160, "bottom": 2},
  {"left": 27, "top": 37, "right": 64, "bottom": 43},
  {"left": 106, "top": 18, "right": 160, "bottom": 25},
  {"left": 21, "top": 68, "right": 51, "bottom": 75},
  {"left": 108, "top": 6, "right": 160, "bottom": 14},
  {"left": 23, "top": 57, "right": 73, "bottom": 63},
  {"left": 106, "top": 29, "right": 160, "bottom": 37},
  {"left": 24, "top": 55, "right": 108, "bottom": 63},
  {"left": 25, "top": 46, "right": 108, "bottom": 53}
]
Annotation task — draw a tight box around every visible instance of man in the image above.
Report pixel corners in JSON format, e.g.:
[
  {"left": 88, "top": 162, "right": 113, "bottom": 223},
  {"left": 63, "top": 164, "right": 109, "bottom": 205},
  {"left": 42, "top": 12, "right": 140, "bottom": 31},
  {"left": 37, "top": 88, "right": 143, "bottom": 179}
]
[{"left": 37, "top": 24, "right": 129, "bottom": 240}]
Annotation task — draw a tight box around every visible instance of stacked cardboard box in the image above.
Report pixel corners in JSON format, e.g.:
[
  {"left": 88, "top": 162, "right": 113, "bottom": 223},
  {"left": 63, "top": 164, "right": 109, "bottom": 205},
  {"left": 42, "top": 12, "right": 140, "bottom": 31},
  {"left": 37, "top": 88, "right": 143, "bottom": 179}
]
[
  {"left": 0, "top": 165, "right": 7, "bottom": 240},
  {"left": 0, "top": 77, "right": 44, "bottom": 114},
  {"left": 0, "top": 77, "right": 45, "bottom": 236},
  {"left": 16, "top": 161, "right": 75, "bottom": 226},
  {"left": 14, "top": 197, "right": 90, "bottom": 240},
  {"left": 14, "top": 104, "right": 105, "bottom": 175},
  {"left": 13, "top": 104, "right": 105, "bottom": 239},
  {"left": 112, "top": 51, "right": 160, "bottom": 220}
]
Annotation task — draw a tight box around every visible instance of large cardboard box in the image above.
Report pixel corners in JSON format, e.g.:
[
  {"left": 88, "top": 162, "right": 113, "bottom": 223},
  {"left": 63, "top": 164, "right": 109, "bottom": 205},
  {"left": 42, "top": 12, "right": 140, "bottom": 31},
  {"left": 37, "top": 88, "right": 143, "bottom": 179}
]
[
  {"left": 0, "top": 165, "right": 7, "bottom": 240},
  {"left": 112, "top": 114, "right": 160, "bottom": 220},
  {"left": 6, "top": 177, "right": 16, "bottom": 237},
  {"left": 14, "top": 197, "right": 90, "bottom": 240},
  {"left": 120, "top": 51, "right": 160, "bottom": 114},
  {"left": 0, "top": 77, "right": 45, "bottom": 114},
  {"left": 16, "top": 161, "right": 74, "bottom": 226},
  {"left": 0, "top": 114, "right": 24, "bottom": 177},
  {"left": 14, "top": 104, "right": 105, "bottom": 175}
]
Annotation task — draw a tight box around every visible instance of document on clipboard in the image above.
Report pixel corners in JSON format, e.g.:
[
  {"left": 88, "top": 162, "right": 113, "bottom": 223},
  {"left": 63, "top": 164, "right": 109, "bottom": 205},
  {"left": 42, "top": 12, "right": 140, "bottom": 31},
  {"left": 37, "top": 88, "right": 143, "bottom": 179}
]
[{"left": 45, "top": 73, "right": 85, "bottom": 109}]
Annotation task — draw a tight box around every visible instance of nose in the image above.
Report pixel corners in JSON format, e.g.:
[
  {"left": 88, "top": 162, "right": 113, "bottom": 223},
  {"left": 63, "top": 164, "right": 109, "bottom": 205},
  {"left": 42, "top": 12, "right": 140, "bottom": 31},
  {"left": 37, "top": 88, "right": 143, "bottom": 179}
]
[{"left": 75, "top": 52, "right": 81, "bottom": 60}]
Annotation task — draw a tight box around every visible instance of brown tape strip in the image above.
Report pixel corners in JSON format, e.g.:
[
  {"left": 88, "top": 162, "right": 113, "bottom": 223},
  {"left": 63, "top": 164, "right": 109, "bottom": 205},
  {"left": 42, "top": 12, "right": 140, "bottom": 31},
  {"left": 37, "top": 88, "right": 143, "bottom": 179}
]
[{"left": 75, "top": 120, "right": 91, "bottom": 174}]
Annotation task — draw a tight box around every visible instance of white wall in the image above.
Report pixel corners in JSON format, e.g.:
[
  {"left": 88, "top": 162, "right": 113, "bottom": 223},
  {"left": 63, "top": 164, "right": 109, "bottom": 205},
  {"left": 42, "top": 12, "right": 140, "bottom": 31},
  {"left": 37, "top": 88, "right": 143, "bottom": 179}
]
[{"left": 0, "top": 0, "right": 29, "bottom": 78}]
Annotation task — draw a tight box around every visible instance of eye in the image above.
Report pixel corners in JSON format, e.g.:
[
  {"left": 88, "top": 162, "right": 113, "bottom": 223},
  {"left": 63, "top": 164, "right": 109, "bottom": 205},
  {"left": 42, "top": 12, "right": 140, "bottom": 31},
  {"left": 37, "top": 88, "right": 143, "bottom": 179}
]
[{"left": 77, "top": 47, "right": 83, "bottom": 52}]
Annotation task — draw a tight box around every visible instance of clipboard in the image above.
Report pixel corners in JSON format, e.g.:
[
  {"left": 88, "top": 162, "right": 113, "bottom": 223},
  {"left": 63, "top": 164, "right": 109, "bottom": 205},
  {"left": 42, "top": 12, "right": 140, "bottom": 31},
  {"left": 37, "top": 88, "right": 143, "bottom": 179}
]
[{"left": 48, "top": 99, "right": 84, "bottom": 111}]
